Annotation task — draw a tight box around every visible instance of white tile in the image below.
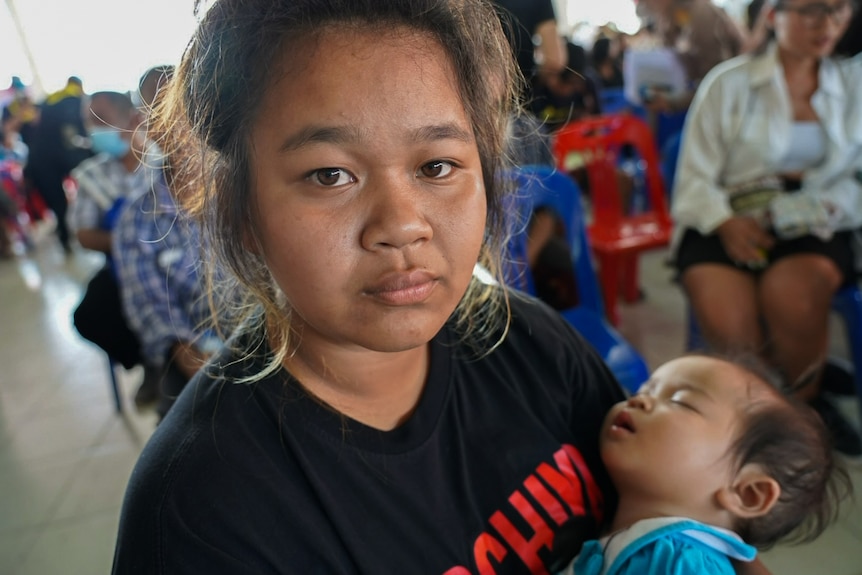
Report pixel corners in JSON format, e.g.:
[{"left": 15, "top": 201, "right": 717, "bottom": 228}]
[
  {"left": 760, "top": 524, "right": 862, "bottom": 575},
  {"left": 51, "top": 446, "right": 140, "bottom": 522},
  {"left": 0, "top": 457, "right": 81, "bottom": 532},
  {"left": 837, "top": 463, "right": 862, "bottom": 540},
  {"left": 1, "top": 401, "right": 115, "bottom": 467},
  {"left": 96, "top": 410, "right": 158, "bottom": 452},
  {"left": 0, "top": 527, "right": 40, "bottom": 574},
  {"left": 15, "top": 511, "right": 120, "bottom": 575}
]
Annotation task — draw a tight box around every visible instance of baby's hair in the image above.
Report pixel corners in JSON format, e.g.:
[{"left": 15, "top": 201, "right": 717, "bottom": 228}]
[
  {"left": 155, "top": 0, "right": 521, "bottom": 381},
  {"left": 705, "top": 352, "right": 852, "bottom": 549}
]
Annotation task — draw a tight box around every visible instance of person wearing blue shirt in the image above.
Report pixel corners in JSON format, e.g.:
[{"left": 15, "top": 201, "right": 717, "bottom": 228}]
[
  {"left": 112, "top": 172, "right": 221, "bottom": 419},
  {"left": 567, "top": 354, "right": 850, "bottom": 575},
  {"left": 70, "top": 91, "right": 158, "bottom": 373}
]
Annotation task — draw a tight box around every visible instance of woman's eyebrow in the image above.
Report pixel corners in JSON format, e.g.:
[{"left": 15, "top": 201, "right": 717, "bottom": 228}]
[
  {"left": 278, "top": 122, "right": 473, "bottom": 153},
  {"left": 279, "top": 125, "right": 364, "bottom": 153},
  {"left": 411, "top": 123, "right": 474, "bottom": 144}
]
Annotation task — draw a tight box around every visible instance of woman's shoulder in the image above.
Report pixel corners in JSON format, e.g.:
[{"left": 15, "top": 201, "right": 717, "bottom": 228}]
[
  {"left": 128, "top": 354, "right": 278, "bottom": 478},
  {"left": 836, "top": 53, "right": 862, "bottom": 89},
  {"left": 503, "top": 291, "right": 590, "bottom": 351},
  {"left": 697, "top": 53, "right": 759, "bottom": 91},
  {"left": 113, "top": 349, "right": 290, "bottom": 571},
  {"left": 478, "top": 291, "right": 624, "bottom": 403},
  {"left": 687, "top": 51, "right": 766, "bottom": 115}
]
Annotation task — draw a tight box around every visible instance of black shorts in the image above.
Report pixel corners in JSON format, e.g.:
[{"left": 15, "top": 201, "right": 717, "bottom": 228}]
[{"left": 675, "top": 228, "right": 856, "bottom": 286}]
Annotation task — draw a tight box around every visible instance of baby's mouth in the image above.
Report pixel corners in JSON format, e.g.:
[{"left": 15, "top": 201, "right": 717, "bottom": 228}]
[{"left": 611, "top": 410, "right": 636, "bottom": 433}]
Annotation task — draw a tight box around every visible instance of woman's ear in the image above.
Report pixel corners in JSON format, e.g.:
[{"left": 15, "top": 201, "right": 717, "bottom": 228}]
[{"left": 716, "top": 464, "right": 781, "bottom": 519}]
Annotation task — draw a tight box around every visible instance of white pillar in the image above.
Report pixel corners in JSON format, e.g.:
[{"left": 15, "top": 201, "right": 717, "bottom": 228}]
[{"left": 3, "top": 0, "right": 44, "bottom": 96}]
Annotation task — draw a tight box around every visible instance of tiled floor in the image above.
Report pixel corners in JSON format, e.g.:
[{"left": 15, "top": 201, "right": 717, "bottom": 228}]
[{"left": 0, "top": 229, "right": 860, "bottom": 574}]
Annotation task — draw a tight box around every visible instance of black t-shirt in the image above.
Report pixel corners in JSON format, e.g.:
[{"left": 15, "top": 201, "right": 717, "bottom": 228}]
[
  {"left": 112, "top": 294, "right": 625, "bottom": 574},
  {"left": 494, "top": 0, "right": 557, "bottom": 93}
]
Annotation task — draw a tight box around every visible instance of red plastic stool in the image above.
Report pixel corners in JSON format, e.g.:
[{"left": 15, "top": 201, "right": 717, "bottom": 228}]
[{"left": 553, "top": 114, "right": 672, "bottom": 325}]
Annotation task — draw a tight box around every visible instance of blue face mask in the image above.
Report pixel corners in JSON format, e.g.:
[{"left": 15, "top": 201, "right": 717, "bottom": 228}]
[{"left": 89, "top": 128, "right": 130, "bottom": 158}]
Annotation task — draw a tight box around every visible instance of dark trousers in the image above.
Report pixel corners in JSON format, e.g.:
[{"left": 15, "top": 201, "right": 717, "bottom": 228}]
[
  {"left": 29, "top": 167, "right": 71, "bottom": 249},
  {"left": 73, "top": 264, "right": 142, "bottom": 369}
]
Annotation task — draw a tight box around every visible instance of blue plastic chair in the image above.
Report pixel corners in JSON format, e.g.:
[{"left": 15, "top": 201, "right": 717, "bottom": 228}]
[
  {"left": 505, "top": 165, "right": 650, "bottom": 394},
  {"left": 627, "top": 104, "right": 686, "bottom": 166},
  {"left": 598, "top": 88, "right": 629, "bottom": 115},
  {"left": 687, "top": 284, "right": 862, "bottom": 422},
  {"left": 660, "top": 131, "right": 682, "bottom": 200},
  {"left": 828, "top": 285, "right": 862, "bottom": 422},
  {"left": 655, "top": 111, "right": 686, "bottom": 157}
]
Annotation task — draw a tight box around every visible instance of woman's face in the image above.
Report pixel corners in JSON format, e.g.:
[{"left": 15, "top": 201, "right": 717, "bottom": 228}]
[
  {"left": 249, "top": 28, "right": 487, "bottom": 355},
  {"left": 771, "top": 0, "right": 853, "bottom": 59}
]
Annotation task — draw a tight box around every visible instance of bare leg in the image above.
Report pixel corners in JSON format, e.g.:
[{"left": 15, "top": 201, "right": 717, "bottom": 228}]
[
  {"left": 681, "top": 263, "right": 763, "bottom": 353},
  {"left": 759, "top": 254, "right": 842, "bottom": 401}
]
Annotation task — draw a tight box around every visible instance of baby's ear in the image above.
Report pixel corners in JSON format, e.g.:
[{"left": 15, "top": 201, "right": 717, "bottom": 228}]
[{"left": 716, "top": 464, "right": 781, "bottom": 518}]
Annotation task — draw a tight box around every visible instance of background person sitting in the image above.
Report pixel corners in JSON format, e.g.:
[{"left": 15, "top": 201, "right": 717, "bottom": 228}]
[
  {"left": 589, "top": 35, "right": 625, "bottom": 92},
  {"left": 634, "top": 0, "right": 748, "bottom": 113},
  {"left": 494, "top": 0, "right": 567, "bottom": 166},
  {"left": 70, "top": 91, "right": 160, "bottom": 396},
  {"left": 532, "top": 41, "right": 602, "bottom": 129},
  {"left": 113, "top": 172, "right": 221, "bottom": 420},
  {"left": 112, "top": 65, "right": 223, "bottom": 420},
  {"left": 671, "top": 0, "right": 862, "bottom": 456}
]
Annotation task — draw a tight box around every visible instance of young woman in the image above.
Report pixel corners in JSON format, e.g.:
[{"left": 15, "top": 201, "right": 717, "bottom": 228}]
[
  {"left": 111, "top": 1, "right": 773, "bottom": 573},
  {"left": 672, "top": 0, "right": 862, "bottom": 455},
  {"left": 110, "top": 1, "right": 625, "bottom": 573}
]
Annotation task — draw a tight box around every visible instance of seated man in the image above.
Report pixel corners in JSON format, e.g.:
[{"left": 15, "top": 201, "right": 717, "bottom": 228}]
[
  {"left": 112, "top": 171, "right": 221, "bottom": 420},
  {"left": 531, "top": 41, "right": 601, "bottom": 130},
  {"left": 112, "top": 65, "right": 223, "bottom": 419},
  {"left": 70, "top": 91, "right": 159, "bottom": 395}
]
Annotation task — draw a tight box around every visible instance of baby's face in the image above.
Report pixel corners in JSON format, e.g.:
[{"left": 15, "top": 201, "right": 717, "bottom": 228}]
[{"left": 600, "top": 357, "right": 777, "bottom": 511}]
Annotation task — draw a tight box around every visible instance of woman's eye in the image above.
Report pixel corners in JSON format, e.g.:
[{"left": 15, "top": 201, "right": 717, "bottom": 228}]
[
  {"left": 310, "top": 168, "right": 354, "bottom": 187},
  {"left": 420, "top": 160, "right": 453, "bottom": 179}
]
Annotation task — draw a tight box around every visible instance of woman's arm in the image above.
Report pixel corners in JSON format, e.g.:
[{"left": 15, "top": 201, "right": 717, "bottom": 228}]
[
  {"left": 798, "top": 57, "right": 862, "bottom": 231},
  {"left": 534, "top": 19, "right": 566, "bottom": 84},
  {"left": 670, "top": 68, "right": 736, "bottom": 235}
]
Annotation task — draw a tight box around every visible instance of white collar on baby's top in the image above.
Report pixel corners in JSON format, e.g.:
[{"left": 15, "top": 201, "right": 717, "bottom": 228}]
[{"left": 597, "top": 516, "right": 755, "bottom": 575}]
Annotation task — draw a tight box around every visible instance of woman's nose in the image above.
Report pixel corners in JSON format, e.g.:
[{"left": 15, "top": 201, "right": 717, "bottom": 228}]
[{"left": 360, "top": 175, "right": 433, "bottom": 251}]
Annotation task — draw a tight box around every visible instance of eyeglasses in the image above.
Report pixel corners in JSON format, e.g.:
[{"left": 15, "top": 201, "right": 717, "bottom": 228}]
[{"left": 777, "top": 1, "right": 855, "bottom": 26}]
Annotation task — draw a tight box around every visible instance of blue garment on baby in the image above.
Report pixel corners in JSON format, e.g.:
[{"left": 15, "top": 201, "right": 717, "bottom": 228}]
[{"left": 570, "top": 517, "right": 756, "bottom": 575}]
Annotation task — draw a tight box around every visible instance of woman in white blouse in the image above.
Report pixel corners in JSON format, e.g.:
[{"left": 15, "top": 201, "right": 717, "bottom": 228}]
[{"left": 671, "top": 0, "right": 862, "bottom": 454}]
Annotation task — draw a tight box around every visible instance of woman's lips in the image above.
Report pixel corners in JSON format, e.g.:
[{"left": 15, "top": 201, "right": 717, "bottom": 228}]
[{"left": 365, "top": 270, "right": 438, "bottom": 305}]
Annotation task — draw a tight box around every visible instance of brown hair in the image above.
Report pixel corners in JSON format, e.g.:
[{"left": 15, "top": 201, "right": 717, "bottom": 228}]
[
  {"left": 154, "top": 0, "right": 519, "bottom": 379},
  {"left": 712, "top": 353, "right": 852, "bottom": 549}
]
